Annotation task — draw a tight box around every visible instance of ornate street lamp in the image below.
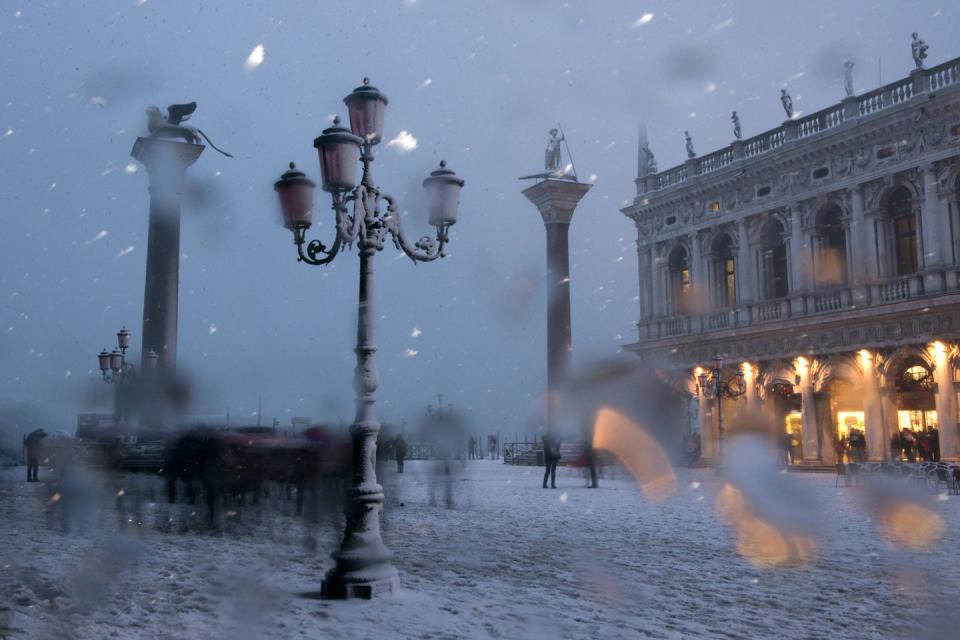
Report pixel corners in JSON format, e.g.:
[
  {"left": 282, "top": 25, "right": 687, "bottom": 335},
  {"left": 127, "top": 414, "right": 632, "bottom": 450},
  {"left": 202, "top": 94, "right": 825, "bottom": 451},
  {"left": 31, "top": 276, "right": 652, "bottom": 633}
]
[
  {"left": 97, "top": 326, "right": 158, "bottom": 384},
  {"left": 273, "top": 77, "right": 464, "bottom": 599},
  {"left": 696, "top": 355, "right": 747, "bottom": 467}
]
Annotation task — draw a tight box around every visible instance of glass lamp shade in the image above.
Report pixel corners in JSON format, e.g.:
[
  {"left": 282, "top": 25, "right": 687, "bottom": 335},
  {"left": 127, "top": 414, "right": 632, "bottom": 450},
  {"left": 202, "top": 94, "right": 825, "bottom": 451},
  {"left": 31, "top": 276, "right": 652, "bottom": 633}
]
[
  {"left": 736, "top": 371, "right": 746, "bottom": 387},
  {"left": 343, "top": 77, "right": 388, "bottom": 144},
  {"left": 274, "top": 162, "right": 315, "bottom": 228},
  {"left": 422, "top": 161, "right": 465, "bottom": 227},
  {"left": 117, "top": 327, "right": 130, "bottom": 350},
  {"left": 313, "top": 117, "right": 363, "bottom": 193},
  {"left": 144, "top": 349, "right": 159, "bottom": 370},
  {"left": 98, "top": 350, "right": 111, "bottom": 372},
  {"left": 109, "top": 350, "right": 124, "bottom": 372},
  {"left": 697, "top": 372, "right": 709, "bottom": 391}
]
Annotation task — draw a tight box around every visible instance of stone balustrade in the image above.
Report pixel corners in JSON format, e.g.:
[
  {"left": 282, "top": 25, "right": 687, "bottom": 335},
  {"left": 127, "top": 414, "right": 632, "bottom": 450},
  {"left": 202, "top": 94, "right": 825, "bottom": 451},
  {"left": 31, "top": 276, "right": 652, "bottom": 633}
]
[
  {"left": 640, "top": 270, "right": 956, "bottom": 343},
  {"left": 640, "top": 57, "right": 960, "bottom": 195}
]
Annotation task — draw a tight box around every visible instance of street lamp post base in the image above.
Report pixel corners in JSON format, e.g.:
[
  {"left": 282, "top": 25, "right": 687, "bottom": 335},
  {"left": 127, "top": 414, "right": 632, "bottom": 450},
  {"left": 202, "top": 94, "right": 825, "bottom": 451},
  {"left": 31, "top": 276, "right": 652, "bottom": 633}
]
[{"left": 320, "top": 567, "right": 400, "bottom": 600}]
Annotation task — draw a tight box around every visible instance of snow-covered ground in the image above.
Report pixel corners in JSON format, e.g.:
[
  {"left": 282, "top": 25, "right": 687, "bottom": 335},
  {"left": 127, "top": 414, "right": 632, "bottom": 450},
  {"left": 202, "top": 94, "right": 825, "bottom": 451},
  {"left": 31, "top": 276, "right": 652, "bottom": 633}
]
[{"left": 2, "top": 459, "right": 959, "bottom": 640}]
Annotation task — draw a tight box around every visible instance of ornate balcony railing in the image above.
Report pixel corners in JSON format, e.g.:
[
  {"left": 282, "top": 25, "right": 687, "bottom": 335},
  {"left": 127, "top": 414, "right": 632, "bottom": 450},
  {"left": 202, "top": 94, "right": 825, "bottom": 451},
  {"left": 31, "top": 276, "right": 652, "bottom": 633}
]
[
  {"left": 638, "top": 56, "right": 960, "bottom": 195},
  {"left": 640, "top": 271, "right": 948, "bottom": 343}
]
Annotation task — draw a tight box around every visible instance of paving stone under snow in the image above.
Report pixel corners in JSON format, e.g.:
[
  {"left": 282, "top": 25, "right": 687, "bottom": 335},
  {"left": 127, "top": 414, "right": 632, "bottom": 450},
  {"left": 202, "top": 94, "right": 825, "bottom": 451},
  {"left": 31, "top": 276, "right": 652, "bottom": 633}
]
[{"left": 1, "top": 460, "right": 959, "bottom": 639}]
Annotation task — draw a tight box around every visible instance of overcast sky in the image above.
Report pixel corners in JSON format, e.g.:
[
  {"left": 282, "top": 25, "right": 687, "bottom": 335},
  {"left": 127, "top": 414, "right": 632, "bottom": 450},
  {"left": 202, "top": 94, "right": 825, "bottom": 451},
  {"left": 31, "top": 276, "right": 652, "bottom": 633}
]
[{"left": 0, "top": 0, "right": 956, "bottom": 433}]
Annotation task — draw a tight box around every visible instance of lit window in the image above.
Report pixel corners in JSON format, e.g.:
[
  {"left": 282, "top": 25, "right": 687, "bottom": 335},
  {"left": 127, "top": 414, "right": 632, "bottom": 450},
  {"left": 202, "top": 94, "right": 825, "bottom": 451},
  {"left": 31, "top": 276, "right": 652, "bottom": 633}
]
[{"left": 708, "top": 201, "right": 721, "bottom": 212}]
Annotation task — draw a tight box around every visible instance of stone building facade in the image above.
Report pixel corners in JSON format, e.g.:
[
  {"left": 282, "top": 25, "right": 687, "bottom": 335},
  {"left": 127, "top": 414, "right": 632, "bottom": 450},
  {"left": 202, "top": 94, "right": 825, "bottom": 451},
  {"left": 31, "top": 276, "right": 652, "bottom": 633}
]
[{"left": 622, "top": 54, "right": 960, "bottom": 465}]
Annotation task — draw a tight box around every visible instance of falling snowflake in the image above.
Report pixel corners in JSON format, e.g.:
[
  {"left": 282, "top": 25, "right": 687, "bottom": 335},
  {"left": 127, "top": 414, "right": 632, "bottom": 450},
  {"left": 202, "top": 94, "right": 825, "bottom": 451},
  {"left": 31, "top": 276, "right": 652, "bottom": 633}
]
[
  {"left": 418, "top": 78, "right": 433, "bottom": 90},
  {"left": 87, "top": 230, "right": 108, "bottom": 243},
  {"left": 410, "top": 327, "right": 422, "bottom": 338},
  {"left": 631, "top": 13, "right": 654, "bottom": 28},
  {"left": 124, "top": 163, "right": 138, "bottom": 174},
  {"left": 64, "top": 370, "right": 72, "bottom": 378},
  {"left": 2, "top": 129, "right": 12, "bottom": 138},
  {"left": 208, "top": 323, "right": 217, "bottom": 335},
  {"left": 244, "top": 44, "right": 265, "bottom": 71},
  {"left": 90, "top": 96, "right": 107, "bottom": 108},
  {"left": 386, "top": 131, "right": 417, "bottom": 153},
  {"left": 587, "top": 174, "right": 598, "bottom": 183},
  {"left": 559, "top": 492, "right": 568, "bottom": 504},
  {"left": 403, "top": 348, "right": 418, "bottom": 357},
  {"left": 117, "top": 245, "right": 135, "bottom": 258}
]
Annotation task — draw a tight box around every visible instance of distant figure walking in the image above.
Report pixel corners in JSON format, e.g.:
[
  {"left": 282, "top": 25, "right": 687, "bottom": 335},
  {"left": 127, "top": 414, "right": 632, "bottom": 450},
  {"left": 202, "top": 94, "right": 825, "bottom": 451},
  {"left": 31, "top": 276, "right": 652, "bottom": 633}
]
[
  {"left": 23, "top": 429, "right": 47, "bottom": 482},
  {"left": 394, "top": 433, "right": 408, "bottom": 473},
  {"left": 468, "top": 436, "right": 477, "bottom": 460},
  {"left": 542, "top": 433, "right": 561, "bottom": 489},
  {"left": 487, "top": 435, "right": 498, "bottom": 460}
]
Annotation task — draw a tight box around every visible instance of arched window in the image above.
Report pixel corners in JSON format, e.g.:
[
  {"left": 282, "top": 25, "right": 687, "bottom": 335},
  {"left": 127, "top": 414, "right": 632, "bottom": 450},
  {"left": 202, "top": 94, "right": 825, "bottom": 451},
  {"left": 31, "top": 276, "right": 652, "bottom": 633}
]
[
  {"left": 816, "top": 205, "right": 848, "bottom": 286},
  {"left": 758, "top": 219, "right": 789, "bottom": 299},
  {"left": 712, "top": 234, "right": 736, "bottom": 307},
  {"left": 666, "top": 245, "right": 691, "bottom": 314},
  {"left": 889, "top": 187, "right": 918, "bottom": 276}
]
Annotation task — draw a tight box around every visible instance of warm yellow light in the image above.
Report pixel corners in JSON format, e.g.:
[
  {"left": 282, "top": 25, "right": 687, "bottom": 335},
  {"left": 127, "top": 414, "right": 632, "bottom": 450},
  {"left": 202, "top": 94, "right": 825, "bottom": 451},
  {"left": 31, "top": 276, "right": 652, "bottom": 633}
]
[
  {"left": 858, "top": 349, "right": 871, "bottom": 364},
  {"left": 932, "top": 341, "right": 946, "bottom": 356},
  {"left": 878, "top": 502, "right": 944, "bottom": 550},
  {"left": 593, "top": 407, "right": 677, "bottom": 502},
  {"left": 695, "top": 366, "right": 703, "bottom": 377},
  {"left": 741, "top": 362, "right": 752, "bottom": 375},
  {"left": 715, "top": 483, "right": 815, "bottom": 567}
]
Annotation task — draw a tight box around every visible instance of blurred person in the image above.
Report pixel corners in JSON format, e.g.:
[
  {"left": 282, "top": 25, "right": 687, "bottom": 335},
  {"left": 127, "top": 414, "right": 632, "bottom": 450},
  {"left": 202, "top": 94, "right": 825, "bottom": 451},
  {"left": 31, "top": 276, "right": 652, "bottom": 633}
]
[
  {"left": 929, "top": 426, "right": 940, "bottom": 461},
  {"left": 23, "top": 428, "right": 46, "bottom": 482},
  {"left": 468, "top": 436, "right": 477, "bottom": 460},
  {"left": 890, "top": 431, "right": 903, "bottom": 461},
  {"left": 780, "top": 432, "right": 794, "bottom": 466},
  {"left": 542, "top": 433, "right": 561, "bottom": 489},
  {"left": 394, "top": 432, "right": 407, "bottom": 473},
  {"left": 487, "top": 434, "right": 498, "bottom": 460},
  {"left": 901, "top": 428, "right": 917, "bottom": 462}
]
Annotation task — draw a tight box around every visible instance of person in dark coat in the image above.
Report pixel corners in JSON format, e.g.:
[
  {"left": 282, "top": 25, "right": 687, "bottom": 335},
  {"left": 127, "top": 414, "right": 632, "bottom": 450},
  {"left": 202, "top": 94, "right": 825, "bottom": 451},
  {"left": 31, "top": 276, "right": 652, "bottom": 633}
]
[
  {"left": 929, "top": 427, "right": 941, "bottom": 462},
  {"left": 394, "top": 433, "right": 408, "bottom": 473},
  {"left": 542, "top": 433, "right": 561, "bottom": 489},
  {"left": 23, "top": 429, "right": 47, "bottom": 482}
]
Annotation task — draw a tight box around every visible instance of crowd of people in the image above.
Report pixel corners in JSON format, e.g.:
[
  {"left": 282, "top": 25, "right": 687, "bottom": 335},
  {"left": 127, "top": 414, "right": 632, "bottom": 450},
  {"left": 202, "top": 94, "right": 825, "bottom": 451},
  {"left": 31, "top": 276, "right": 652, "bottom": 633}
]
[{"left": 890, "top": 427, "right": 941, "bottom": 462}]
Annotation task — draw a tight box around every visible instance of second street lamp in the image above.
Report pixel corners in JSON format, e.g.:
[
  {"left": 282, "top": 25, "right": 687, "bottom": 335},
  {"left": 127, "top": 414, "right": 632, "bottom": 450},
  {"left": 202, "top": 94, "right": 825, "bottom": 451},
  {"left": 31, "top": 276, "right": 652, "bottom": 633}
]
[
  {"left": 697, "top": 355, "right": 747, "bottom": 468},
  {"left": 273, "top": 77, "right": 464, "bottom": 599}
]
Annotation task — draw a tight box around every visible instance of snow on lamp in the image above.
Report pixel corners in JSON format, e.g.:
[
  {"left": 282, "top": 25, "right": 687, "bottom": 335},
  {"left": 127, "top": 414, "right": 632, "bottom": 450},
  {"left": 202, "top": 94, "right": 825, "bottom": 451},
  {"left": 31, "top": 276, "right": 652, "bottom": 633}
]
[
  {"left": 343, "top": 77, "right": 388, "bottom": 144},
  {"left": 313, "top": 117, "right": 362, "bottom": 193}
]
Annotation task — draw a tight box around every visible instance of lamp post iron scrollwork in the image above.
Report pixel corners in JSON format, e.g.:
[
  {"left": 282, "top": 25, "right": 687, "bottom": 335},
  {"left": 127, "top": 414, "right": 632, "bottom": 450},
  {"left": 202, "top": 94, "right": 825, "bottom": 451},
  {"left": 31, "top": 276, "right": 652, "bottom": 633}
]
[
  {"left": 696, "top": 355, "right": 747, "bottom": 466},
  {"left": 97, "top": 327, "right": 159, "bottom": 384},
  {"left": 272, "top": 77, "right": 464, "bottom": 599}
]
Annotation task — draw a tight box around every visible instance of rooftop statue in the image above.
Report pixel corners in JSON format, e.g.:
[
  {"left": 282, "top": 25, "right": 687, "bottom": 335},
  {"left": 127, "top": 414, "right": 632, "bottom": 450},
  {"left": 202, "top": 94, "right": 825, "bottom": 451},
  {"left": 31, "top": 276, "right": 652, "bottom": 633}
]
[
  {"left": 780, "top": 89, "right": 795, "bottom": 119},
  {"left": 145, "top": 102, "right": 233, "bottom": 157},
  {"left": 731, "top": 111, "right": 742, "bottom": 140},
  {"left": 911, "top": 32, "right": 929, "bottom": 70},
  {"left": 843, "top": 60, "right": 855, "bottom": 97},
  {"left": 684, "top": 130, "right": 695, "bottom": 159}
]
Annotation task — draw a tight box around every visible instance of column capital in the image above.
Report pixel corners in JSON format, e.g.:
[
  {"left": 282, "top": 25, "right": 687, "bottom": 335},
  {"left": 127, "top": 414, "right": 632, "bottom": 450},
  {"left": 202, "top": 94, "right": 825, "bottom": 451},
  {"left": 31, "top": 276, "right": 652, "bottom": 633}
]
[{"left": 521, "top": 178, "right": 592, "bottom": 226}]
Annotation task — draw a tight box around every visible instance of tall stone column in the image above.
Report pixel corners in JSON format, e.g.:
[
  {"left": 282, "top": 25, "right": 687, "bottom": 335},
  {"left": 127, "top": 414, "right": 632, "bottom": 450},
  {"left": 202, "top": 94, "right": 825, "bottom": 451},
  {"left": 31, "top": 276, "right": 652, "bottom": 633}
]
[
  {"left": 689, "top": 230, "right": 703, "bottom": 312},
  {"left": 737, "top": 219, "right": 755, "bottom": 302},
  {"left": 637, "top": 244, "right": 651, "bottom": 320},
  {"left": 522, "top": 178, "right": 592, "bottom": 434},
  {"left": 789, "top": 209, "right": 810, "bottom": 292},
  {"left": 859, "top": 351, "right": 885, "bottom": 461},
  {"left": 933, "top": 344, "right": 959, "bottom": 460},
  {"left": 796, "top": 358, "right": 820, "bottom": 462},
  {"left": 131, "top": 137, "right": 204, "bottom": 371},
  {"left": 848, "top": 185, "right": 868, "bottom": 285},
  {"left": 697, "top": 380, "right": 716, "bottom": 463},
  {"left": 921, "top": 165, "right": 946, "bottom": 292}
]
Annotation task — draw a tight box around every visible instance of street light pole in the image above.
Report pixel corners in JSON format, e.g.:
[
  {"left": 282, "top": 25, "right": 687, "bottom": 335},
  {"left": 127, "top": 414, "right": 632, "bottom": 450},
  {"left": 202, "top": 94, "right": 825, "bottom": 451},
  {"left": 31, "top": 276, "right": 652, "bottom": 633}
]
[
  {"left": 697, "top": 355, "right": 747, "bottom": 467},
  {"left": 272, "top": 78, "right": 464, "bottom": 599}
]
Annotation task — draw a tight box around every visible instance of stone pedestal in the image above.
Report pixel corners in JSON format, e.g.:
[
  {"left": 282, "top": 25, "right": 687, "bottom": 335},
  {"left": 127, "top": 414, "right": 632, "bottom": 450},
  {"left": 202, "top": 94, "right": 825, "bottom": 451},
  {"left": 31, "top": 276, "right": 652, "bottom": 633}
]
[
  {"left": 131, "top": 137, "right": 204, "bottom": 371},
  {"left": 522, "top": 178, "right": 592, "bottom": 433}
]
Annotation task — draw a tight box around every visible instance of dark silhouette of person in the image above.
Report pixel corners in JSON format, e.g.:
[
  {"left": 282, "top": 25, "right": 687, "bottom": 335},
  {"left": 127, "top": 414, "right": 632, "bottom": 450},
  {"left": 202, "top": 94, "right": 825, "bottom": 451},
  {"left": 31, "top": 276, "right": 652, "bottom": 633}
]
[
  {"left": 542, "top": 433, "right": 561, "bottom": 489},
  {"left": 584, "top": 440, "right": 599, "bottom": 488},
  {"left": 394, "top": 433, "right": 408, "bottom": 473},
  {"left": 781, "top": 432, "right": 794, "bottom": 465},
  {"left": 468, "top": 436, "right": 477, "bottom": 460},
  {"left": 929, "top": 427, "right": 941, "bottom": 462},
  {"left": 23, "top": 429, "right": 46, "bottom": 482}
]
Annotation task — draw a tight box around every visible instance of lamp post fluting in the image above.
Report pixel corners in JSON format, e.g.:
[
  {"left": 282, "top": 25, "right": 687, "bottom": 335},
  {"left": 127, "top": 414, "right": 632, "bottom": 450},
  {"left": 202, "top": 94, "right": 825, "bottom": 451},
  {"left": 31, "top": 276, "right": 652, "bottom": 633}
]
[
  {"left": 696, "top": 355, "right": 747, "bottom": 467},
  {"left": 273, "top": 78, "right": 464, "bottom": 599}
]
